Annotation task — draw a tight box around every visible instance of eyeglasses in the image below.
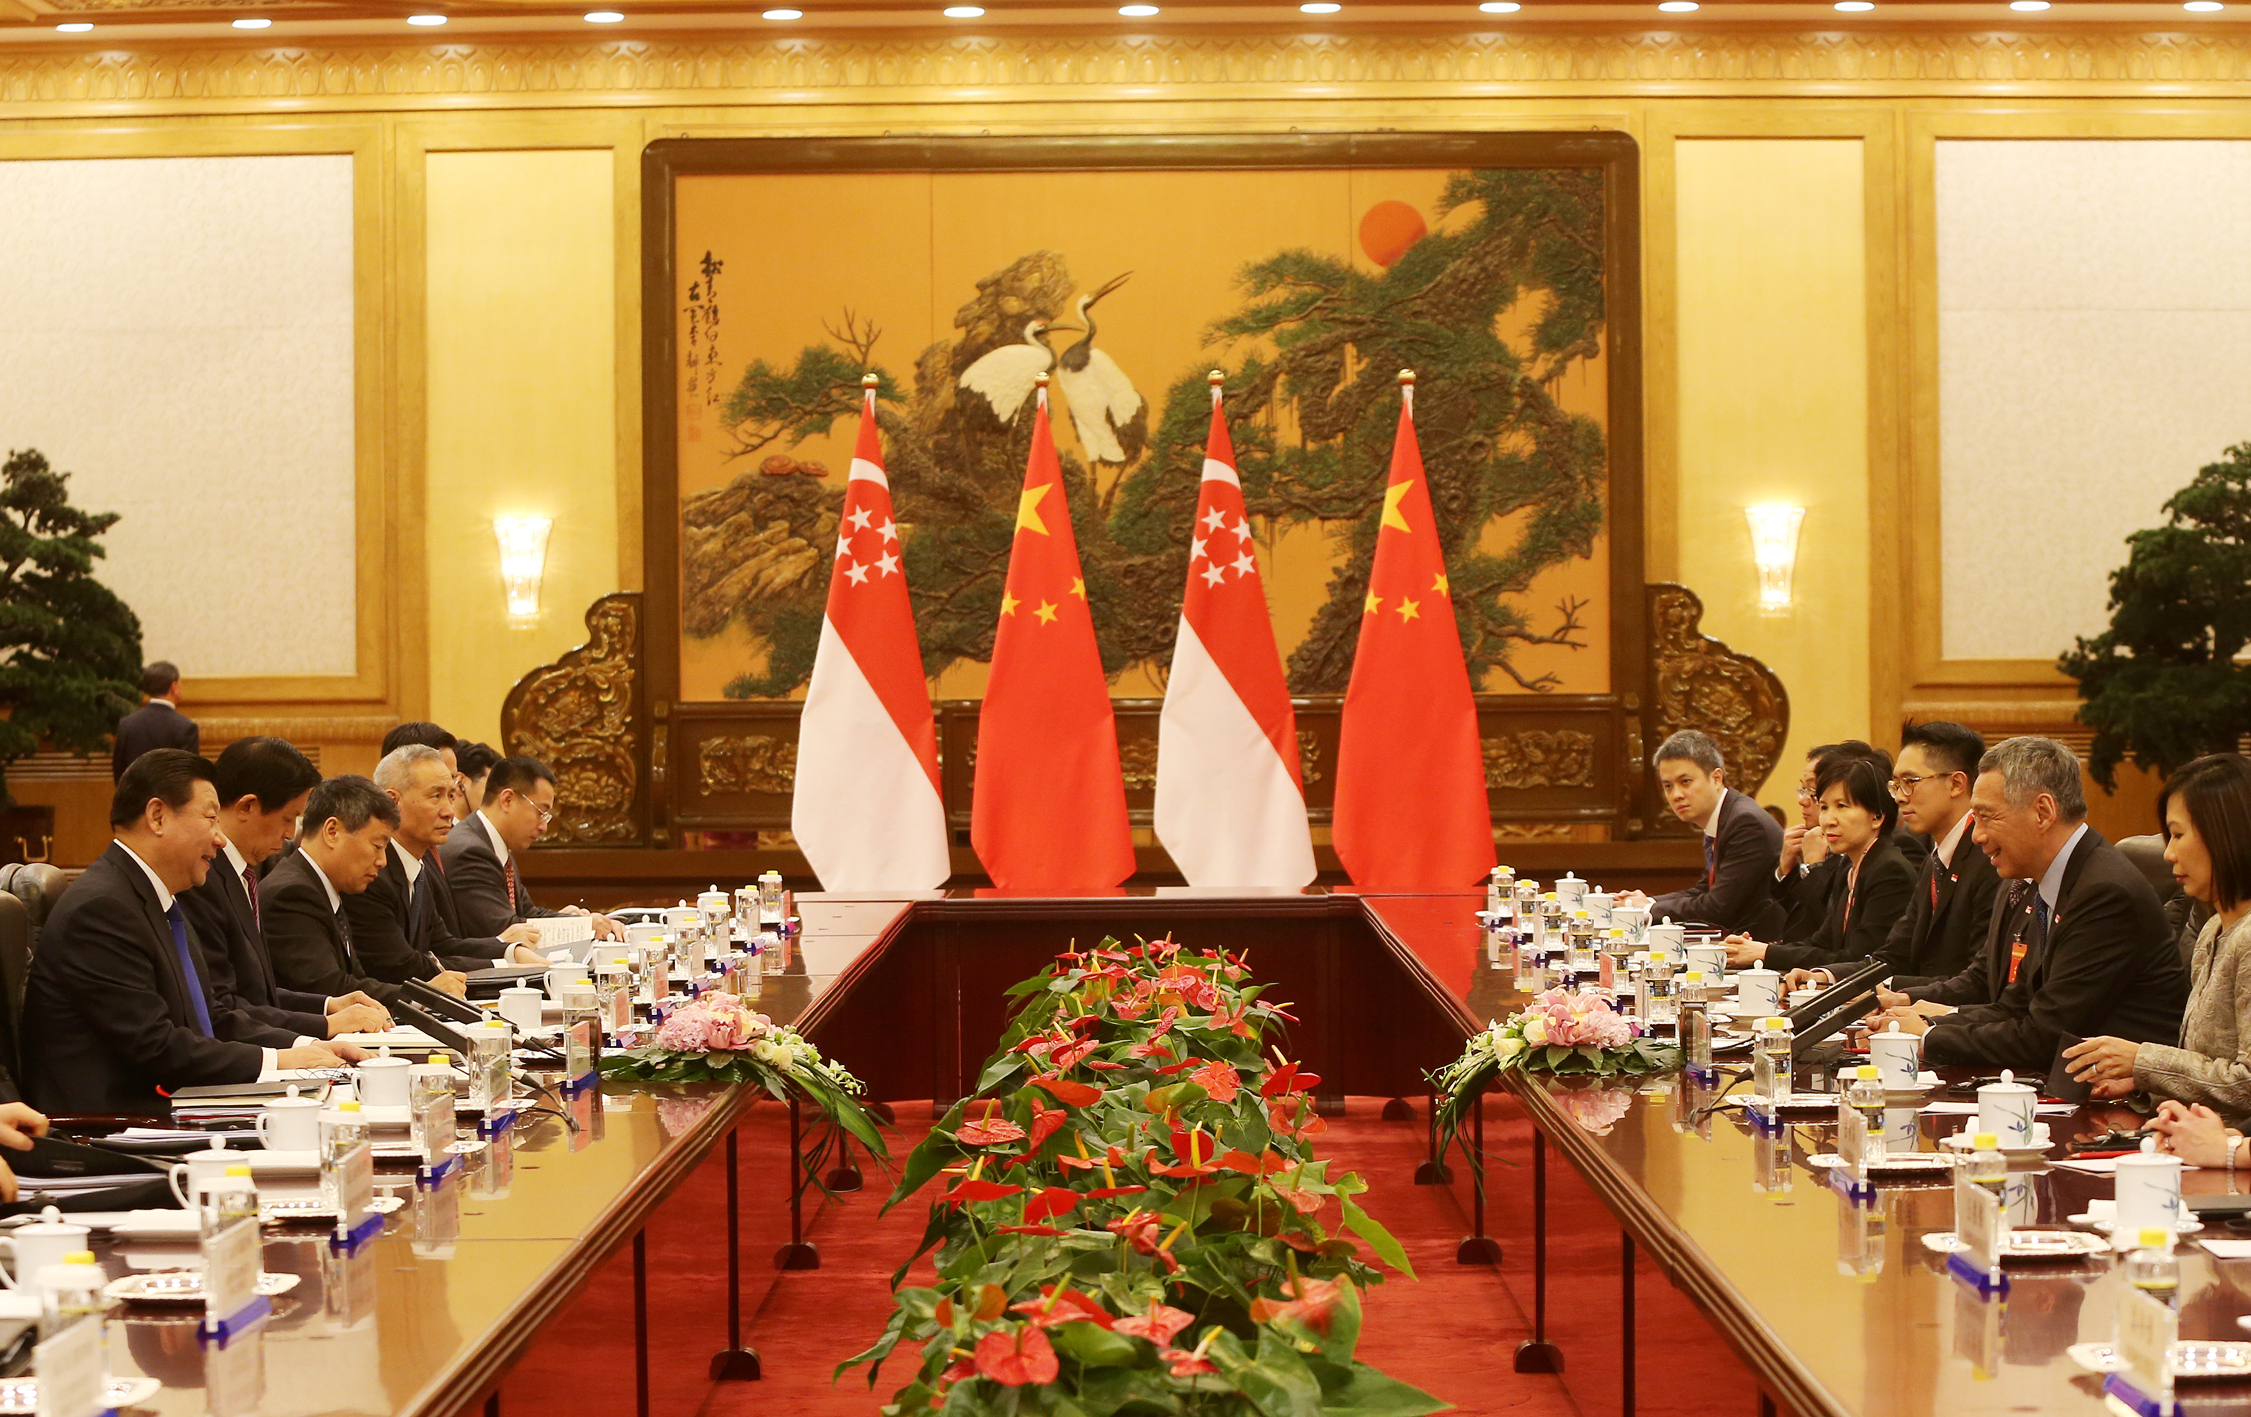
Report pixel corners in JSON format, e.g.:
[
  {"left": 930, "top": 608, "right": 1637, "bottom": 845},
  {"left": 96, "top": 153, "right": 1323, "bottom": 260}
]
[
  {"left": 531, "top": 801, "right": 554, "bottom": 825},
  {"left": 1888, "top": 772, "right": 1942, "bottom": 799}
]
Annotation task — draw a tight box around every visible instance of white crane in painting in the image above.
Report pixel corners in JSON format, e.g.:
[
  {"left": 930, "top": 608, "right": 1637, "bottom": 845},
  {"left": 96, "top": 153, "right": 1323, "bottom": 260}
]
[
  {"left": 1053, "top": 272, "right": 1147, "bottom": 467},
  {"left": 957, "top": 318, "right": 1078, "bottom": 426}
]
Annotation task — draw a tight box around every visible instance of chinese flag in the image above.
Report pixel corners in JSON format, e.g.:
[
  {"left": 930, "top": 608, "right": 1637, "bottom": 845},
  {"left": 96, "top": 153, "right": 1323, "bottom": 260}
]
[
  {"left": 971, "top": 381, "right": 1135, "bottom": 890},
  {"left": 1331, "top": 375, "right": 1496, "bottom": 890}
]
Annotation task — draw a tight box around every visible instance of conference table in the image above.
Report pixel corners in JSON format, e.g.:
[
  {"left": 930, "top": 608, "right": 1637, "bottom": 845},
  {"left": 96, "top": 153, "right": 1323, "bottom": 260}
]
[{"left": 57, "top": 887, "right": 2251, "bottom": 1416}]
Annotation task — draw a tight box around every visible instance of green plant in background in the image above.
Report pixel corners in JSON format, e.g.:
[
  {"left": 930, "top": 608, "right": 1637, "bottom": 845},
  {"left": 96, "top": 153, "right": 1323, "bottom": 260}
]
[
  {"left": 686, "top": 167, "right": 1610, "bottom": 699},
  {"left": 0, "top": 450, "right": 142, "bottom": 805},
  {"left": 2061, "top": 443, "right": 2251, "bottom": 789}
]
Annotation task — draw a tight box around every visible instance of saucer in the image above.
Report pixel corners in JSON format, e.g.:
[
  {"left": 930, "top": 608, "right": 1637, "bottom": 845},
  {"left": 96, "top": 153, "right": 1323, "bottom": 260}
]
[
  {"left": 2070, "top": 1341, "right": 2251, "bottom": 1378},
  {"left": 1940, "top": 1124, "right": 2051, "bottom": 1159},
  {"left": 2071, "top": 1213, "right": 2204, "bottom": 1237},
  {"left": 1921, "top": 1228, "right": 2108, "bottom": 1261},
  {"left": 0, "top": 1377, "right": 160, "bottom": 1415}
]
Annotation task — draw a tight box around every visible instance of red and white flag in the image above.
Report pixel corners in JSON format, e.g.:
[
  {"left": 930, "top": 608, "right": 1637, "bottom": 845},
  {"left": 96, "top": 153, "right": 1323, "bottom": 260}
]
[
  {"left": 971, "top": 378, "right": 1135, "bottom": 891},
  {"left": 1154, "top": 375, "right": 1314, "bottom": 888},
  {"left": 790, "top": 377, "right": 951, "bottom": 890},
  {"left": 1332, "top": 372, "right": 1496, "bottom": 890}
]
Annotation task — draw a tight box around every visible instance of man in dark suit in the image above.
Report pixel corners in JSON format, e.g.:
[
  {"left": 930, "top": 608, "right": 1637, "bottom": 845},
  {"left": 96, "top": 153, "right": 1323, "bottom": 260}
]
[
  {"left": 439, "top": 755, "right": 621, "bottom": 941},
  {"left": 351, "top": 744, "right": 547, "bottom": 977},
  {"left": 110, "top": 661, "right": 198, "bottom": 782},
  {"left": 181, "top": 737, "right": 391, "bottom": 1042},
  {"left": 1874, "top": 736, "right": 2187, "bottom": 1071},
  {"left": 1790, "top": 721, "right": 2001, "bottom": 992},
  {"left": 22, "top": 751, "right": 356, "bottom": 1116},
  {"left": 265, "top": 776, "right": 470, "bottom": 1006},
  {"left": 1623, "top": 730, "right": 1786, "bottom": 938}
]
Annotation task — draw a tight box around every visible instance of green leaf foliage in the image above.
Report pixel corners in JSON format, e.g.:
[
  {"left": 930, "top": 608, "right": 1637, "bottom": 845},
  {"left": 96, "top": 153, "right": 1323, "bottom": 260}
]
[
  {"left": 839, "top": 936, "right": 1451, "bottom": 1417},
  {"left": 0, "top": 449, "right": 142, "bottom": 803},
  {"left": 2060, "top": 443, "right": 2251, "bottom": 788}
]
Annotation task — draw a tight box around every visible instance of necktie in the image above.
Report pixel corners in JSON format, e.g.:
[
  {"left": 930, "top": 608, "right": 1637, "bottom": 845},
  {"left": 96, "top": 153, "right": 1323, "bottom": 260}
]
[
  {"left": 1702, "top": 835, "right": 1717, "bottom": 889},
  {"left": 504, "top": 857, "right": 519, "bottom": 912},
  {"left": 409, "top": 870, "right": 431, "bottom": 940},
  {"left": 335, "top": 905, "right": 359, "bottom": 970},
  {"left": 242, "top": 861, "right": 261, "bottom": 932},
  {"left": 167, "top": 902, "right": 215, "bottom": 1036}
]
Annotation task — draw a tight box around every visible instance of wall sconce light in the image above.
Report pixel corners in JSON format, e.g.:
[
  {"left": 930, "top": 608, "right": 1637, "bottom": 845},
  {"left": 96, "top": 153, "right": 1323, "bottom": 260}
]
[
  {"left": 1743, "top": 504, "right": 1806, "bottom": 611},
  {"left": 493, "top": 517, "right": 553, "bottom": 626}
]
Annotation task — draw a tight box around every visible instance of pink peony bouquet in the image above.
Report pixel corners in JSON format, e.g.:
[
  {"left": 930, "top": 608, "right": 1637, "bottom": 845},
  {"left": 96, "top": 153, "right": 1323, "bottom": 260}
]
[
  {"left": 1515, "top": 988, "right": 1638, "bottom": 1051},
  {"left": 653, "top": 996, "right": 770, "bottom": 1053}
]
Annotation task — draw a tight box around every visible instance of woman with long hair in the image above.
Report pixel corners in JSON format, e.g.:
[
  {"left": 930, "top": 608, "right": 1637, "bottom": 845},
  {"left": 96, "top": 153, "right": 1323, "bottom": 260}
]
[{"left": 2066, "top": 753, "right": 2251, "bottom": 1164}]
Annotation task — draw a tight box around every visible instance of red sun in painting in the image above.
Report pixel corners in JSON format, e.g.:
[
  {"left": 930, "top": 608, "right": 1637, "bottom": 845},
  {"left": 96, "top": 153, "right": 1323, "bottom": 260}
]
[{"left": 1358, "top": 200, "right": 1428, "bottom": 266}]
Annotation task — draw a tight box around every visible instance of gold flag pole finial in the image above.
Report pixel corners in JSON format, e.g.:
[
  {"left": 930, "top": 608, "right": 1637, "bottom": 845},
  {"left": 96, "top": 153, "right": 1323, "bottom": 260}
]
[
  {"left": 862, "top": 372, "right": 880, "bottom": 389},
  {"left": 1035, "top": 371, "right": 1051, "bottom": 388},
  {"left": 1398, "top": 368, "right": 1416, "bottom": 386},
  {"left": 1208, "top": 369, "right": 1226, "bottom": 386}
]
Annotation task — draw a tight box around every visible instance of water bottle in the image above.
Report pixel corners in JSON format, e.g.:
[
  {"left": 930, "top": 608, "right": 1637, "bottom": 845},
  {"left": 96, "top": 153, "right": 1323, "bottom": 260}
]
[
  {"left": 1486, "top": 866, "right": 1512, "bottom": 916},
  {"left": 35, "top": 1252, "right": 106, "bottom": 1342},
  {"left": 1846, "top": 1065, "right": 1888, "bottom": 1167},
  {"left": 1753, "top": 1017, "right": 1794, "bottom": 1105},
  {"left": 202, "top": 1165, "right": 259, "bottom": 1241},
  {"left": 1679, "top": 971, "right": 1713, "bottom": 1073},
  {"left": 1566, "top": 912, "right": 1597, "bottom": 975},
  {"left": 1959, "top": 1131, "right": 2007, "bottom": 1201},
  {"left": 756, "top": 870, "right": 785, "bottom": 927},
  {"left": 1636, "top": 953, "right": 1676, "bottom": 1027},
  {"left": 2127, "top": 1228, "right": 2180, "bottom": 1309},
  {"left": 318, "top": 1101, "right": 369, "bottom": 1213}
]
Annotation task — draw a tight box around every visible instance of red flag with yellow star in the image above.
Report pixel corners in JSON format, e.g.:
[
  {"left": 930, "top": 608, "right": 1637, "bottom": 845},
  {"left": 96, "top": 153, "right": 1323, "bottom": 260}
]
[
  {"left": 971, "top": 380, "right": 1135, "bottom": 890},
  {"left": 1332, "top": 374, "right": 1496, "bottom": 890}
]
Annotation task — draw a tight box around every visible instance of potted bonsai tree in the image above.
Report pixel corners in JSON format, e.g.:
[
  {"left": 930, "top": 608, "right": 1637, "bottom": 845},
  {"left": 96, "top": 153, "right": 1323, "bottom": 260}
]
[
  {"left": 0, "top": 448, "right": 143, "bottom": 858},
  {"left": 2061, "top": 443, "right": 2251, "bottom": 789}
]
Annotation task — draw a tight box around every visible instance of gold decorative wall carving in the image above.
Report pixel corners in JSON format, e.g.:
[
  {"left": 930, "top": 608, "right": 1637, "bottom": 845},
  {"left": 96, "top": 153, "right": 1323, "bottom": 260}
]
[
  {"left": 500, "top": 592, "right": 644, "bottom": 845},
  {"left": 1481, "top": 729, "right": 1597, "bottom": 791},
  {"left": 10, "top": 29, "right": 2251, "bottom": 111},
  {"left": 1645, "top": 582, "right": 1789, "bottom": 803},
  {"left": 696, "top": 733, "right": 796, "bottom": 796}
]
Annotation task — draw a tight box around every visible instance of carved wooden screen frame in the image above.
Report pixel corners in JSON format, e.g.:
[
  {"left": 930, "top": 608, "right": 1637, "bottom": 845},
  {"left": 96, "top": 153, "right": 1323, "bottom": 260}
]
[{"left": 635, "top": 132, "right": 1661, "bottom": 856}]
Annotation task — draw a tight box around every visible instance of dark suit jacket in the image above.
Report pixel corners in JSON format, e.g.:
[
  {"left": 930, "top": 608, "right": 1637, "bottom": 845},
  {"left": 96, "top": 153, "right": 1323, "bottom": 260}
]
[
  {"left": 1822, "top": 819, "right": 2003, "bottom": 990},
  {"left": 21, "top": 844, "right": 281, "bottom": 1115},
  {"left": 343, "top": 845, "right": 509, "bottom": 981},
  {"left": 110, "top": 702, "right": 198, "bottom": 781},
  {"left": 1923, "top": 827, "right": 2188, "bottom": 1071},
  {"left": 1773, "top": 853, "right": 1845, "bottom": 944},
  {"left": 261, "top": 849, "right": 411, "bottom": 1006},
  {"left": 437, "top": 812, "right": 561, "bottom": 937},
  {"left": 1651, "top": 789, "right": 1786, "bottom": 938},
  {"left": 179, "top": 853, "right": 330, "bottom": 1039},
  {"left": 1761, "top": 837, "right": 1917, "bottom": 973}
]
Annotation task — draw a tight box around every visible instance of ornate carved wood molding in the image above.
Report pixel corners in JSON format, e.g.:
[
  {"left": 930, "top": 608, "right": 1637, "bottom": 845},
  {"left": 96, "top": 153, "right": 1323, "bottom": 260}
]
[
  {"left": 1645, "top": 581, "right": 1789, "bottom": 804},
  {"left": 9, "top": 29, "right": 2251, "bottom": 112},
  {"left": 501, "top": 591, "right": 647, "bottom": 846}
]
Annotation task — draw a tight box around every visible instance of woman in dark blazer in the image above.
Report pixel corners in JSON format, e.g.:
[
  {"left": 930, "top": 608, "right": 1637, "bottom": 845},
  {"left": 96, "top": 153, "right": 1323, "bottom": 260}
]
[{"left": 1733, "top": 752, "right": 1917, "bottom": 975}]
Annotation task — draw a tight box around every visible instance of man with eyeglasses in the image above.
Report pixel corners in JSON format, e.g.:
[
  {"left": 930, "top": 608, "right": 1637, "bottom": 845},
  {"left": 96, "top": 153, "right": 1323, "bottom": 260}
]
[
  {"left": 1786, "top": 721, "right": 2000, "bottom": 995},
  {"left": 439, "top": 754, "right": 623, "bottom": 940}
]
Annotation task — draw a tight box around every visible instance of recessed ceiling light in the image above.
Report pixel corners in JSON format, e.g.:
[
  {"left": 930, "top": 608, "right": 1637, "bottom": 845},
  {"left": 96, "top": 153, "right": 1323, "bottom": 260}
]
[
  {"left": 2186, "top": 1, "right": 2223, "bottom": 10},
  {"left": 942, "top": 4, "right": 982, "bottom": 13},
  {"left": 1119, "top": 3, "right": 1158, "bottom": 13},
  {"left": 583, "top": 9, "right": 624, "bottom": 19},
  {"left": 1834, "top": 1, "right": 1873, "bottom": 9},
  {"left": 231, "top": 16, "right": 271, "bottom": 26},
  {"left": 1657, "top": 1, "right": 1697, "bottom": 10},
  {"left": 55, "top": 19, "right": 93, "bottom": 28},
  {"left": 1300, "top": 2, "right": 1341, "bottom": 11},
  {"left": 1478, "top": 2, "right": 1519, "bottom": 10},
  {"left": 2007, "top": 0, "right": 2048, "bottom": 8},
  {"left": 762, "top": 5, "right": 801, "bottom": 13},
  {"left": 406, "top": 12, "right": 447, "bottom": 22}
]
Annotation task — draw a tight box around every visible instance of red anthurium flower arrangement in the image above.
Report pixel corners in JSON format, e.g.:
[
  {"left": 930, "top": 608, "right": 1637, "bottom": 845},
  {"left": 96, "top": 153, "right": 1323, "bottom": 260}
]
[{"left": 847, "top": 935, "right": 1441, "bottom": 1417}]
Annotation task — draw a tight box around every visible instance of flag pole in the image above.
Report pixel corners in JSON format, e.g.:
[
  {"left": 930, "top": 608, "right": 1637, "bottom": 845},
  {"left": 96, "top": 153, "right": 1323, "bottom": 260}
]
[
  {"left": 1399, "top": 366, "right": 1414, "bottom": 413},
  {"left": 1209, "top": 368, "right": 1225, "bottom": 409}
]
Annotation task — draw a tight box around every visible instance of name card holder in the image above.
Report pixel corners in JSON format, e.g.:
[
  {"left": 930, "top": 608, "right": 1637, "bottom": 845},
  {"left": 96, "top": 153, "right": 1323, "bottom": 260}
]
[
  {"left": 1945, "top": 1184, "right": 2009, "bottom": 1295},
  {"left": 329, "top": 1140, "right": 382, "bottom": 1252},
  {"left": 1833, "top": 1101, "right": 1874, "bottom": 1200},
  {"left": 31, "top": 1315, "right": 105, "bottom": 1417},
  {"left": 201, "top": 1213, "right": 268, "bottom": 1340},
  {"left": 2104, "top": 1286, "right": 2178, "bottom": 1417}
]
